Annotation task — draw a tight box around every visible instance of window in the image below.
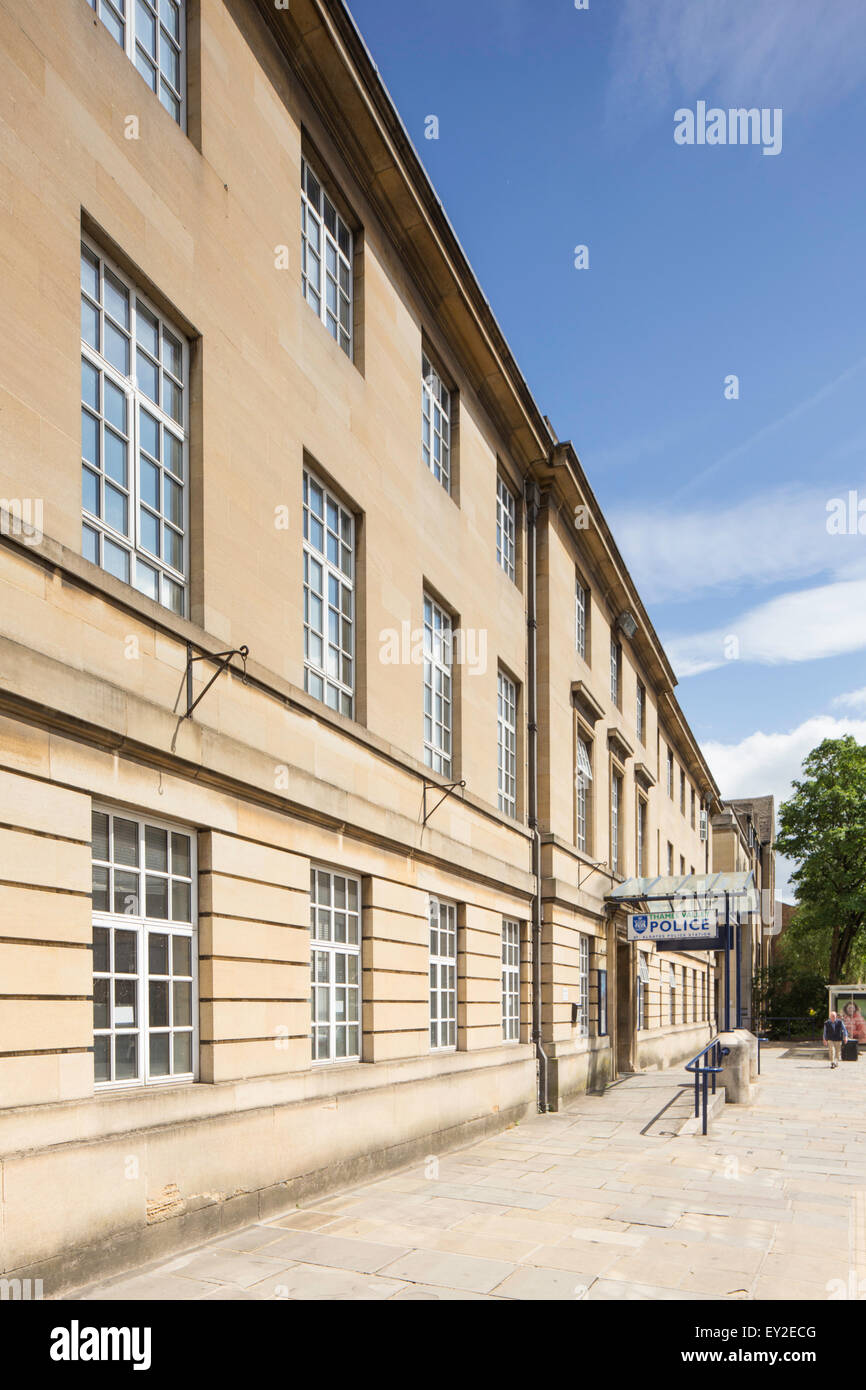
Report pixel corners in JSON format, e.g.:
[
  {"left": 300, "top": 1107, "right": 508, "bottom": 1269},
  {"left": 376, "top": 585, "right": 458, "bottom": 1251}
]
[
  {"left": 423, "top": 594, "right": 453, "bottom": 775},
  {"left": 667, "top": 749, "right": 674, "bottom": 798},
  {"left": 680, "top": 855, "right": 686, "bottom": 877},
  {"left": 421, "top": 355, "right": 452, "bottom": 492},
  {"left": 690, "top": 788, "right": 696, "bottom": 829},
  {"left": 575, "top": 578, "right": 588, "bottom": 660},
  {"left": 577, "top": 933, "right": 590, "bottom": 1037},
  {"left": 637, "top": 954, "right": 649, "bottom": 1030},
  {"left": 610, "top": 769, "right": 623, "bottom": 874},
  {"left": 597, "top": 969, "right": 608, "bottom": 1035},
  {"left": 496, "top": 477, "right": 516, "bottom": 582},
  {"left": 309, "top": 867, "right": 361, "bottom": 1062},
  {"left": 636, "top": 680, "right": 645, "bottom": 743},
  {"left": 81, "top": 238, "right": 188, "bottom": 615},
  {"left": 502, "top": 919, "right": 520, "bottom": 1042},
  {"left": 576, "top": 737, "right": 593, "bottom": 854},
  {"left": 301, "top": 157, "right": 353, "bottom": 358},
  {"left": 669, "top": 963, "right": 677, "bottom": 1024},
  {"left": 636, "top": 796, "right": 647, "bottom": 875},
  {"left": 91, "top": 808, "right": 195, "bottom": 1087},
  {"left": 497, "top": 669, "right": 517, "bottom": 817},
  {"left": 429, "top": 896, "right": 457, "bottom": 1049},
  {"left": 87, "top": 0, "right": 186, "bottom": 126},
  {"left": 667, "top": 841, "right": 674, "bottom": 875},
  {"left": 680, "top": 770, "right": 686, "bottom": 815},
  {"left": 610, "top": 636, "right": 621, "bottom": 707},
  {"left": 303, "top": 470, "right": 354, "bottom": 717}
]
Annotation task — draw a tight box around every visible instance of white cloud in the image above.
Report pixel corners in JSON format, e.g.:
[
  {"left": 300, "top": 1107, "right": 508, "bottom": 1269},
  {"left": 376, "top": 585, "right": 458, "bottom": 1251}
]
[
  {"left": 834, "top": 688, "right": 866, "bottom": 711},
  {"left": 665, "top": 577, "right": 866, "bottom": 676},
  {"left": 703, "top": 714, "right": 866, "bottom": 902}
]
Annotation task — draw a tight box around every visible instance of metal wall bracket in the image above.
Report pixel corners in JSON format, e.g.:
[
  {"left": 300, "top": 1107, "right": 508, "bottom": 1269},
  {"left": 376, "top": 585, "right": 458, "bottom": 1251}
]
[
  {"left": 179, "top": 643, "right": 250, "bottom": 722},
  {"left": 578, "top": 860, "right": 610, "bottom": 890},
  {"left": 422, "top": 779, "right": 466, "bottom": 825}
]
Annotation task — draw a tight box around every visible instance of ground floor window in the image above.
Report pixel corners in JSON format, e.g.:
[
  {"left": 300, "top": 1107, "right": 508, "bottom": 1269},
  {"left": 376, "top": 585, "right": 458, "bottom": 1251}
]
[
  {"left": 91, "top": 807, "right": 196, "bottom": 1087},
  {"left": 577, "top": 934, "right": 590, "bottom": 1036},
  {"left": 597, "top": 969, "right": 608, "bottom": 1035},
  {"left": 502, "top": 919, "right": 520, "bottom": 1041},
  {"left": 310, "top": 867, "right": 361, "bottom": 1062},
  {"left": 637, "top": 953, "right": 650, "bottom": 1030},
  {"left": 669, "top": 963, "right": 677, "bottom": 1024},
  {"left": 430, "top": 896, "right": 457, "bottom": 1049}
]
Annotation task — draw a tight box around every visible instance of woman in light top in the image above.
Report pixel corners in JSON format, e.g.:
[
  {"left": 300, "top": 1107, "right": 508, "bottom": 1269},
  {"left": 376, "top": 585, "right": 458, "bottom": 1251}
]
[{"left": 841, "top": 1001, "right": 866, "bottom": 1042}]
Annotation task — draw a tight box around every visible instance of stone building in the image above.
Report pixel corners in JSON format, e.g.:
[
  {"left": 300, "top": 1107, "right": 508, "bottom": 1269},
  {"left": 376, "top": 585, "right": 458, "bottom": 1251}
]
[
  {"left": 711, "top": 796, "right": 776, "bottom": 1028},
  {"left": 0, "top": 0, "right": 731, "bottom": 1291}
]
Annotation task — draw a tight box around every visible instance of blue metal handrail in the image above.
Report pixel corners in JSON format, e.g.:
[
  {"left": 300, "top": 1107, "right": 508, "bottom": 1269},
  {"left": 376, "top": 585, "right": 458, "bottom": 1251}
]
[{"left": 684, "top": 1037, "right": 729, "bottom": 1135}]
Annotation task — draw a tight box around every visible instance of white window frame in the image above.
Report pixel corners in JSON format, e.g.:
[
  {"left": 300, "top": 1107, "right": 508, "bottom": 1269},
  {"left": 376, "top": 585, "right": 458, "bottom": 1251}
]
[
  {"left": 610, "top": 635, "right": 620, "bottom": 706},
  {"left": 636, "top": 680, "right": 645, "bottom": 743},
  {"left": 669, "top": 963, "right": 677, "bottom": 1024},
  {"left": 421, "top": 354, "right": 452, "bottom": 492},
  {"left": 577, "top": 933, "right": 590, "bottom": 1037},
  {"left": 667, "top": 841, "right": 674, "bottom": 875},
  {"left": 301, "top": 156, "right": 353, "bottom": 358},
  {"left": 576, "top": 736, "right": 592, "bottom": 854},
  {"left": 309, "top": 866, "right": 361, "bottom": 1064},
  {"left": 502, "top": 919, "right": 520, "bottom": 1042},
  {"left": 429, "top": 896, "right": 457, "bottom": 1050},
  {"left": 302, "top": 468, "right": 355, "bottom": 717},
  {"left": 91, "top": 806, "right": 197, "bottom": 1090},
  {"left": 636, "top": 795, "right": 646, "bottom": 876},
  {"left": 610, "top": 768, "right": 622, "bottom": 875},
  {"left": 81, "top": 235, "right": 189, "bottom": 616},
  {"left": 497, "top": 669, "right": 518, "bottom": 818},
  {"left": 423, "top": 594, "right": 453, "bottom": 776},
  {"left": 667, "top": 749, "right": 675, "bottom": 798},
  {"left": 575, "top": 578, "right": 587, "bottom": 660},
  {"left": 496, "top": 476, "right": 516, "bottom": 581},
  {"left": 636, "top": 965, "right": 646, "bottom": 1031},
  {"left": 87, "top": 0, "right": 186, "bottom": 128}
]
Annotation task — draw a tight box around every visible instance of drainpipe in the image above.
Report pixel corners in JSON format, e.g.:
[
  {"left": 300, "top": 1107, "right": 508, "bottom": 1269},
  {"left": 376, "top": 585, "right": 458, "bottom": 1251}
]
[{"left": 525, "top": 478, "right": 549, "bottom": 1113}]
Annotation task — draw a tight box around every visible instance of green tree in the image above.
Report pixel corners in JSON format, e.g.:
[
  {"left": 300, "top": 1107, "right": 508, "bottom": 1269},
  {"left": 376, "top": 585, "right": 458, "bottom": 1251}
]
[{"left": 776, "top": 736, "right": 866, "bottom": 981}]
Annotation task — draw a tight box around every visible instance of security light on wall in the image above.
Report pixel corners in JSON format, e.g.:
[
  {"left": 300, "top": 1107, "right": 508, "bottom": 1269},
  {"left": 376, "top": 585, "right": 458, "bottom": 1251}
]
[{"left": 616, "top": 611, "right": 638, "bottom": 639}]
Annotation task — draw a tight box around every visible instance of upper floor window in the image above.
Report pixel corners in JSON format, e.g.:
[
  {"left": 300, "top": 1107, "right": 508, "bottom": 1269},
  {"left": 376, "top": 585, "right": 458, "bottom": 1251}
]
[
  {"left": 636, "top": 795, "right": 647, "bottom": 876},
  {"left": 576, "top": 736, "right": 593, "bottom": 855},
  {"left": 497, "top": 669, "right": 518, "bottom": 818},
  {"left": 610, "top": 769, "right": 623, "bottom": 874},
  {"left": 667, "top": 840, "right": 674, "bottom": 875},
  {"left": 502, "top": 919, "right": 520, "bottom": 1042},
  {"left": 575, "top": 578, "right": 588, "bottom": 661},
  {"left": 610, "top": 636, "right": 621, "bottom": 707},
  {"left": 310, "top": 867, "right": 360, "bottom": 1062},
  {"left": 666, "top": 749, "right": 674, "bottom": 798},
  {"left": 421, "top": 355, "right": 451, "bottom": 492},
  {"left": 301, "top": 157, "right": 353, "bottom": 358},
  {"left": 302, "top": 470, "right": 354, "bottom": 717},
  {"left": 680, "top": 770, "right": 686, "bottom": 815},
  {"left": 423, "top": 594, "right": 453, "bottom": 776},
  {"left": 636, "top": 680, "right": 645, "bottom": 744},
  {"left": 81, "top": 238, "right": 188, "bottom": 615},
  {"left": 87, "top": 0, "right": 186, "bottom": 126},
  {"left": 691, "top": 788, "right": 696, "bottom": 829},
  {"left": 91, "top": 807, "right": 195, "bottom": 1087},
  {"left": 496, "top": 476, "right": 516, "bottom": 581}
]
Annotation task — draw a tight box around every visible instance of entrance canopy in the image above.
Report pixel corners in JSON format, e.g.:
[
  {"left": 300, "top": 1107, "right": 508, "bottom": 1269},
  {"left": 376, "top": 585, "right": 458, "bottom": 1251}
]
[{"left": 607, "top": 871, "right": 758, "bottom": 915}]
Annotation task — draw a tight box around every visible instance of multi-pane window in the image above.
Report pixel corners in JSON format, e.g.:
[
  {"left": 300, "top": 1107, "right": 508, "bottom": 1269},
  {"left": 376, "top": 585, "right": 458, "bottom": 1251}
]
[
  {"left": 598, "top": 969, "right": 608, "bottom": 1035},
  {"left": 577, "top": 933, "right": 590, "bottom": 1037},
  {"left": 575, "top": 578, "right": 587, "bottom": 660},
  {"left": 669, "top": 963, "right": 677, "bottom": 1024},
  {"left": 691, "top": 788, "right": 696, "bottom": 829},
  {"left": 680, "top": 770, "right": 686, "bottom": 815},
  {"left": 423, "top": 594, "right": 453, "bottom": 775},
  {"left": 502, "top": 919, "right": 520, "bottom": 1042},
  {"left": 667, "top": 841, "right": 674, "bottom": 875},
  {"left": 610, "top": 636, "right": 620, "bottom": 706},
  {"left": 637, "top": 796, "right": 647, "bottom": 876},
  {"left": 497, "top": 670, "right": 517, "bottom": 818},
  {"left": 496, "top": 476, "right": 516, "bottom": 581},
  {"left": 636, "top": 681, "right": 645, "bottom": 743},
  {"left": 429, "top": 896, "right": 457, "bottom": 1049},
  {"left": 667, "top": 749, "right": 674, "bottom": 797},
  {"left": 680, "top": 855, "right": 686, "bottom": 877},
  {"left": 302, "top": 470, "right": 354, "bottom": 717},
  {"left": 86, "top": 0, "right": 186, "bottom": 126},
  {"left": 610, "top": 770, "right": 623, "bottom": 874},
  {"left": 421, "top": 355, "right": 452, "bottom": 492},
  {"left": 81, "top": 239, "right": 188, "bottom": 615},
  {"left": 309, "top": 867, "right": 361, "bottom": 1063},
  {"left": 300, "top": 157, "right": 353, "bottom": 358},
  {"left": 91, "top": 808, "right": 195, "bottom": 1087},
  {"left": 637, "top": 966, "right": 646, "bottom": 1030},
  {"left": 576, "top": 737, "right": 593, "bottom": 854}
]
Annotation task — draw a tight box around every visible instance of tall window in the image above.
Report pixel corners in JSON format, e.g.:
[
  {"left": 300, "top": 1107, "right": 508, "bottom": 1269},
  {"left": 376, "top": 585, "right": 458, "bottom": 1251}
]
[
  {"left": 502, "top": 919, "right": 520, "bottom": 1042},
  {"left": 497, "top": 670, "right": 517, "bottom": 818},
  {"left": 637, "top": 959, "right": 647, "bottom": 1030},
  {"left": 636, "top": 681, "right": 645, "bottom": 743},
  {"left": 680, "top": 770, "right": 686, "bottom": 815},
  {"left": 666, "top": 749, "right": 674, "bottom": 798},
  {"left": 309, "top": 867, "right": 360, "bottom": 1062},
  {"left": 669, "top": 963, "right": 677, "bottom": 1024},
  {"left": 81, "top": 238, "right": 188, "bottom": 615},
  {"left": 421, "top": 355, "right": 452, "bottom": 492},
  {"left": 301, "top": 157, "right": 353, "bottom": 358},
  {"left": 429, "top": 896, "right": 457, "bottom": 1049},
  {"left": 423, "top": 595, "right": 453, "bottom": 775},
  {"left": 691, "top": 789, "right": 696, "bottom": 829},
  {"left": 91, "top": 808, "right": 195, "bottom": 1087},
  {"left": 610, "top": 770, "right": 623, "bottom": 874},
  {"left": 577, "top": 933, "right": 590, "bottom": 1037},
  {"left": 496, "top": 477, "right": 516, "bottom": 582},
  {"left": 637, "top": 796, "right": 647, "bottom": 875},
  {"left": 667, "top": 841, "right": 674, "bottom": 875},
  {"left": 575, "top": 578, "right": 587, "bottom": 660},
  {"left": 598, "top": 969, "right": 608, "bottom": 1035},
  {"left": 302, "top": 470, "right": 354, "bottom": 717},
  {"left": 87, "top": 0, "right": 186, "bottom": 126},
  {"left": 610, "top": 636, "right": 621, "bottom": 707},
  {"left": 576, "top": 737, "right": 593, "bottom": 854}
]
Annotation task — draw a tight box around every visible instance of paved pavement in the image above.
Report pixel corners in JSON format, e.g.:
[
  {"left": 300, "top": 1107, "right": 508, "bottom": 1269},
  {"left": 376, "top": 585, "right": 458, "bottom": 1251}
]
[{"left": 67, "top": 1042, "right": 866, "bottom": 1301}]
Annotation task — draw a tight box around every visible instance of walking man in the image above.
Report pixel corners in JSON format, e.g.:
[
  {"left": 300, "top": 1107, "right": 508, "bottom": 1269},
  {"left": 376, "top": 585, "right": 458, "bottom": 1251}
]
[{"left": 824, "top": 1010, "right": 847, "bottom": 1068}]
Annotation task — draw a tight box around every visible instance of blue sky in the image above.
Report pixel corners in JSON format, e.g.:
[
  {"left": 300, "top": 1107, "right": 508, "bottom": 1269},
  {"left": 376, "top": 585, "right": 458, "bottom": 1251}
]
[{"left": 348, "top": 0, "right": 866, "bottom": 897}]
